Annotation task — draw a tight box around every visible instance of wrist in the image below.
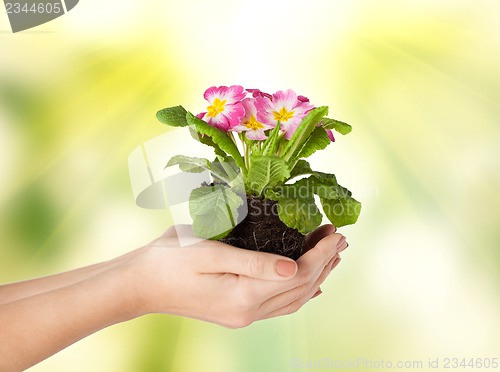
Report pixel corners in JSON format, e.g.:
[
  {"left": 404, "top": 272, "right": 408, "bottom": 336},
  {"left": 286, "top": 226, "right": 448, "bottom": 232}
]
[{"left": 113, "top": 250, "right": 157, "bottom": 318}]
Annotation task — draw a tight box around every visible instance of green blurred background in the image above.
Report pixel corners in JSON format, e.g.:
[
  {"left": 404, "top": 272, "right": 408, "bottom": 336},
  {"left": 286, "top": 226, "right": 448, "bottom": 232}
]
[{"left": 1, "top": 0, "right": 499, "bottom": 371}]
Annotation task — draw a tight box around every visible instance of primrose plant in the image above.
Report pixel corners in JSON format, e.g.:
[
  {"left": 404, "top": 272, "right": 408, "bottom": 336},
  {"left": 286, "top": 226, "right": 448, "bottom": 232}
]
[{"left": 157, "top": 85, "right": 361, "bottom": 241}]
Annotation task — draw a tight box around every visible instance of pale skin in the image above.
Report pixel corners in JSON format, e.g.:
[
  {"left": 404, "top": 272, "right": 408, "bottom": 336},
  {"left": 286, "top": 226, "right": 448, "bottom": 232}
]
[{"left": 0, "top": 224, "right": 348, "bottom": 371}]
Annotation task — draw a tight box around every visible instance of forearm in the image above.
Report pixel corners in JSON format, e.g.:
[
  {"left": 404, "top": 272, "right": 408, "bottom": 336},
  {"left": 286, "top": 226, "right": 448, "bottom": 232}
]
[
  {"left": 0, "top": 264, "right": 141, "bottom": 371},
  {"left": 0, "top": 256, "right": 129, "bottom": 306}
]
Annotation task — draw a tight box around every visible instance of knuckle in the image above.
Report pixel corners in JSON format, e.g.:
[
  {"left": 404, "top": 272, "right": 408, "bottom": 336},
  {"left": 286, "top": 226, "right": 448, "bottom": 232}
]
[
  {"left": 244, "top": 255, "right": 266, "bottom": 278},
  {"left": 296, "top": 269, "right": 311, "bottom": 287},
  {"left": 317, "top": 233, "right": 342, "bottom": 254}
]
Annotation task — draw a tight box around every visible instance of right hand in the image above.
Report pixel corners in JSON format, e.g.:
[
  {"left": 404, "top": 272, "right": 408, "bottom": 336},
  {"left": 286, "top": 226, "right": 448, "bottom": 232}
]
[{"left": 123, "top": 224, "right": 348, "bottom": 328}]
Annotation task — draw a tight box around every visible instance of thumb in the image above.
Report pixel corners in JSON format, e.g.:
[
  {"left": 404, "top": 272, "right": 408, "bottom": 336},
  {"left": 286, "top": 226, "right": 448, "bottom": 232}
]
[{"left": 201, "top": 244, "right": 298, "bottom": 280}]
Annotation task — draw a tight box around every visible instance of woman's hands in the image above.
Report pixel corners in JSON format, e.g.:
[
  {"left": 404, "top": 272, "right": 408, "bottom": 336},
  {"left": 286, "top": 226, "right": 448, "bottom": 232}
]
[
  {"left": 124, "top": 224, "right": 348, "bottom": 328},
  {"left": 0, "top": 224, "right": 348, "bottom": 370}
]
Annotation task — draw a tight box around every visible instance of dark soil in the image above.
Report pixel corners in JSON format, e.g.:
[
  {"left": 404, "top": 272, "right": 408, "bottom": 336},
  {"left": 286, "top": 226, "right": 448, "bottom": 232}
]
[{"left": 220, "top": 196, "right": 305, "bottom": 260}]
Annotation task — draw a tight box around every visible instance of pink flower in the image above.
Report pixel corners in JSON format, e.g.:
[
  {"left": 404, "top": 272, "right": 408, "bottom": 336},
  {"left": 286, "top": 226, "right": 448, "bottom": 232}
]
[
  {"left": 199, "top": 85, "right": 246, "bottom": 131},
  {"left": 233, "top": 98, "right": 274, "bottom": 140},
  {"left": 316, "top": 121, "right": 336, "bottom": 142},
  {"left": 246, "top": 88, "right": 273, "bottom": 100},
  {"left": 326, "top": 129, "right": 335, "bottom": 142},
  {"left": 257, "top": 89, "right": 314, "bottom": 140}
]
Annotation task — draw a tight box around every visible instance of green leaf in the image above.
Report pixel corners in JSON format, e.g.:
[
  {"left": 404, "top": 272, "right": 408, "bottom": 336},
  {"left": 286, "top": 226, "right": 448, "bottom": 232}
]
[
  {"left": 277, "top": 196, "right": 322, "bottom": 234},
  {"left": 291, "top": 126, "right": 330, "bottom": 163},
  {"left": 156, "top": 106, "right": 188, "bottom": 127},
  {"left": 186, "top": 112, "right": 246, "bottom": 173},
  {"left": 321, "top": 117, "right": 352, "bottom": 135},
  {"left": 247, "top": 155, "right": 291, "bottom": 196},
  {"left": 167, "top": 155, "right": 211, "bottom": 173},
  {"left": 309, "top": 171, "right": 338, "bottom": 187},
  {"left": 166, "top": 155, "right": 233, "bottom": 184},
  {"left": 189, "top": 185, "right": 244, "bottom": 239},
  {"left": 282, "top": 106, "right": 328, "bottom": 162},
  {"left": 188, "top": 127, "right": 227, "bottom": 159},
  {"left": 281, "top": 172, "right": 339, "bottom": 199},
  {"left": 212, "top": 156, "right": 245, "bottom": 192},
  {"left": 260, "top": 123, "right": 282, "bottom": 156},
  {"left": 212, "top": 156, "right": 239, "bottom": 180},
  {"left": 320, "top": 195, "right": 361, "bottom": 227},
  {"left": 284, "top": 179, "right": 332, "bottom": 199},
  {"left": 289, "top": 160, "right": 314, "bottom": 179}
]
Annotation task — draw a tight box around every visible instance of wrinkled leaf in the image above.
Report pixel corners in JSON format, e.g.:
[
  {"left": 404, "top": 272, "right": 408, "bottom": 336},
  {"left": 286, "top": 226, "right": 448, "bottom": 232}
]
[
  {"left": 167, "top": 155, "right": 211, "bottom": 173},
  {"left": 281, "top": 172, "right": 339, "bottom": 199},
  {"left": 277, "top": 196, "right": 322, "bottom": 234},
  {"left": 292, "top": 126, "right": 330, "bottom": 163},
  {"left": 282, "top": 106, "right": 328, "bottom": 162},
  {"left": 289, "top": 159, "right": 314, "bottom": 179},
  {"left": 247, "top": 155, "right": 290, "bottom": 196},
  {"left": 189, "top": 185, "right": 243, "bottom": 239},
  {"left": 321, "top": 117, "right": 352, "bottom": 135},
  {"left": 189, "top": 127, "right": 228, "bottom": 159},
  {"left": 156, "top": 106, "right": 188, "bottom": 127},
  {"left": 186, "top": 112, "right": 246, "bottom": 172},
  {"left": 320, "top": 194, "right": 361, "bottom": 227},
  {"left": 167, "top": 155, "right": 233, "bottom": 184},
  {"left": 260, "top": 123, "right": 281, "bottom": 156}
]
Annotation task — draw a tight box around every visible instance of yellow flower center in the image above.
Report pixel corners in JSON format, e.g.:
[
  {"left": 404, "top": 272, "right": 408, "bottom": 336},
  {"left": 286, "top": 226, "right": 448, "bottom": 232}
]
[
  {"left": 273, "top": 107, "right": 294, "bottom": 122},
  {"left": 244, "top": 115, "right": 264, "bottom": 131},
  {"left": 206, "top": 98, "right": 227, "bottom": 118}
]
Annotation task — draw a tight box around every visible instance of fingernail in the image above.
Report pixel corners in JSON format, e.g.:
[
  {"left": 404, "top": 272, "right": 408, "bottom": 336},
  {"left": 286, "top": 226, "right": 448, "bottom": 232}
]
[
  {"left": 276, "top": 260, "right": 297, "bottom": 277},
  {"left": 312, "top": 289, "right": 323, "bottom": 299},
  {"left": 330, "top": 257, "right": 342, "bottom": 271}
]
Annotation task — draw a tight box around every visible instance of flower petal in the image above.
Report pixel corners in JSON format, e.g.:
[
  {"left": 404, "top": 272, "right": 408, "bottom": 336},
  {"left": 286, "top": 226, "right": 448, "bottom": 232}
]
[
  {"left": 240, "top": 97, "right": 258, "bottom": 121},
  {"left": 326, "top": 129, "right": 335, "bottom": 142},
  {"left": 223, "top": 85, "right": 247, "bottom": 103},
  {"left": 203, "top": 86, "right": 221, "bottom": 104},
  {"left": 245, "top": 129, "right": 268, "bottom": 140},
  {"left": 247, "top": 88, "right": 273, "bottom": 100},
  {"left": 291, "top": 102, "right": 314, "bottom": 116},
  {"left": 203, "top": 112, "right": 230, "bottom": 131},
  {"left": 221, "top": 103, "right": 245, "bottom": 129},
  {"left": 232, "top": 124, "right": 247, "bottom": 133},
  {"left": 203, "top": 85, "right": 246, "bottom": 105},
  {"left": 272, "top": 89, "right": 298, "bottom": 111},
  {"left": 280, "top": 119, "right": 302, "bottom": 140}
]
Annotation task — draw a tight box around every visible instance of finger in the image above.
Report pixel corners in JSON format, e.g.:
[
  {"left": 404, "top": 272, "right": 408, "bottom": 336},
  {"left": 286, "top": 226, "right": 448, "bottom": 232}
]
[
  {"left": 246, "top": 234, "right": 346, "bottom": 299},
  {"left": 297, "top": 233, "right": 345, "bottom": 280},
  {"left": 330, "top": 255, "right": 342, "bottom": 271},
  {"left": 303, "top": 224, "right": 336, "bottom": 254},
  {"left": 257, "top": 253, "right": 337, "bottom": 316},
  {"left": 311, "top": 288, "right": 322, "bottom": 299},
  {"left": 198, "top": 243, "right": 298, "bottom": 281},
  {"left": 259, "top": 255, "right": 339, "bottom": 320}
]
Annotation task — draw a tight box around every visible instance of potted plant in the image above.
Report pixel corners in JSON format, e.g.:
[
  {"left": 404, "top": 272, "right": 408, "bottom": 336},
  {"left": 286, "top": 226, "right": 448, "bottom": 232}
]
[{"left": 156, "top": 85, "right": 361, "bottom": 260}]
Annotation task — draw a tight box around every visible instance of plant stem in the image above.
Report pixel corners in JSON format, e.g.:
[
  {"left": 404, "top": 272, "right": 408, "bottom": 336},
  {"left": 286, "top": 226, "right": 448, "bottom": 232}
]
[{"left": 245, "top": 139, "right": 251, "bottom": 170}]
